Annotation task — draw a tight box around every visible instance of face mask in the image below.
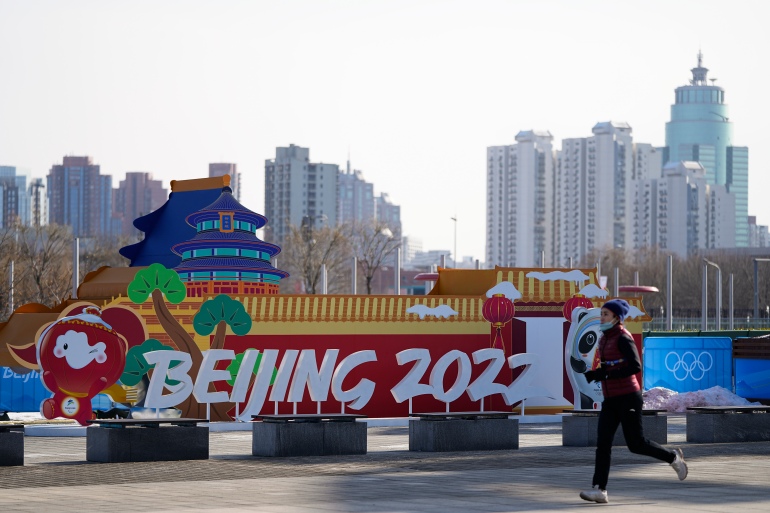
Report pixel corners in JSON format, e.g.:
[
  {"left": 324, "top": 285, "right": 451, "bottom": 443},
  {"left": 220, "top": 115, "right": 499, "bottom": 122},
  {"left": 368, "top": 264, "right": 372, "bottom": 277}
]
[{"left": 599, "top": 319, "right": 618, "bottom": 332}]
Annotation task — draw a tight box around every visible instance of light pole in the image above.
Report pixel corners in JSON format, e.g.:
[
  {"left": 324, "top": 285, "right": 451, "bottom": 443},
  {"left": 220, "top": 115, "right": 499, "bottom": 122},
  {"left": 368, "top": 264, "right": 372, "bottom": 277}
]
[
  {"left": 753, "top": 258, "right": 770, "bottom": 321},
  {"left": 703, "top": 258, "right": 722, "bottom": 331},
  {"left": 451, "top": 216, "right": 457, "bottom": 268}
]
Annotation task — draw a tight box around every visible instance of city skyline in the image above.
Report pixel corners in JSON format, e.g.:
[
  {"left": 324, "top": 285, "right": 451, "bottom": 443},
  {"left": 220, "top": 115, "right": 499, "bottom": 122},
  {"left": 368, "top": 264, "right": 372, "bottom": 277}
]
[{"left": 1, "top": 1, "right": 768, "bottom": 261}]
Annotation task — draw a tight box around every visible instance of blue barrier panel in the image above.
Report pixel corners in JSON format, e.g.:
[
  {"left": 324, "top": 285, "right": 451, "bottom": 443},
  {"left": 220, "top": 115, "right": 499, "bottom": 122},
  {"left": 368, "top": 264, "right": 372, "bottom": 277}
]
[
  {"left": 643, "top": 337, "right": 732, "bottom": 393},
  {"left": 735, "top": 359, "right": 770, "bottom": 400},
  {"left": 0, "top": 367, "right": 50, "bottom": 412}
]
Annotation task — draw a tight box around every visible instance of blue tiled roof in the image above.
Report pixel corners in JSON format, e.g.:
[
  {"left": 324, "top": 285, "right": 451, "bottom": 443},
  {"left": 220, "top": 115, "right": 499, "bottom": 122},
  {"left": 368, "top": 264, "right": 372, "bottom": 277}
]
[
  {"left": 171, "top": 231, "right": 281, "bottom": 257},
  {"left": 119, "top": 188, "right": 223, "bottom": 268},
  {"left": 175, "top": 256, "right": 289, "bottom": 278},
  {"left": 187, "top": 188, "right": 268, "bottom": 229}
]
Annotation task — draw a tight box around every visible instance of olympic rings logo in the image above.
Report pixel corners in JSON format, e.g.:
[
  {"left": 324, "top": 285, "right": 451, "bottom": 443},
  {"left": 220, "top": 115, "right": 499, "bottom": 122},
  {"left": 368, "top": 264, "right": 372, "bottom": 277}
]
[{"left": 664, "top": 351, "right": 713, "bottom": 381}]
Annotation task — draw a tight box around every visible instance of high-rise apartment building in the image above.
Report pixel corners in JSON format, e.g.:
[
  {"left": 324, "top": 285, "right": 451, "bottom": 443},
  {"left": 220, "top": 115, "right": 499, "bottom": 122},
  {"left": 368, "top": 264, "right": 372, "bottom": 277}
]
[
  {"left": 664, "top": 52, "right": 749, "bottom": 246},
  {"left": 400, "top": 235, "right": 423, "bottom": 269},
  {"left": 749, "top": 217, "right": 770, "bottom": 248},
  {"left": 554, "top": 137, "right": 586, "bottom": 264},
  {"left": 337, "top": 162, "right": 375, "bottom": 226},
  {"left": 264, "top": 145, "right": 338, "bottom": 244},
  {"left": 486, "top": 130, "right": 554, "bottom": 267},
  {"left": 114, "top": 172, "right": 167, "bottom": 237},
  {"left": 656, "top": 162, "right": 709, "bottom": 256},
  {"left": 209, "top": 163, "right": 240, "bottom": 201},
  {"left": 629, "top": 161, "right": 736, "bottom": 258},
  {"left": 375, "top": 193, "right": 402, "bottom": 237},
  {"left": 553, "top": 122, "right": 634, "bottom": 264},
  {"left": 47, "top": 156, "right": 114, "bottom": 237},
  {"left": 0, "top": 166, "right": 31, "bottom": 228}
]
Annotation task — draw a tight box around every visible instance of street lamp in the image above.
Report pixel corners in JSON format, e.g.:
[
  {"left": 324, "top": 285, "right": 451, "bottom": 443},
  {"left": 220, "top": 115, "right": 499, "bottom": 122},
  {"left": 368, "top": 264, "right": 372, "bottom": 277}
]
[
  {"left": 451, "top": 216, "right": 457, "bottom": 268},
  {"left": 703, "top": 258, "right": 722, "bottom": 330},
  {"left": 754, "top": 258, "right": 770, "bottom": 320}
]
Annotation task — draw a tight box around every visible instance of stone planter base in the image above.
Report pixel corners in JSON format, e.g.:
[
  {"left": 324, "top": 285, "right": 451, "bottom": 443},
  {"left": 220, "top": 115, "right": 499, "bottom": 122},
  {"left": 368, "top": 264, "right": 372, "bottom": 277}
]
[
  {"left": 409, "top": 418, "right": 519, "bottom": 452},
  {"left": 562, "top": 413, "right": 667, "bottom": 447},
  {"left": 252, "top": 420, "right": 367, "bottom": 457},
  {"left": 86, "top": 425, "right": 209, "bottom": 463},
  {"left": 687, "top": 410, "right": 770, "bottom": 443},
  {"left": 0, "top": 430, "right": 24, "bottom": 466}
]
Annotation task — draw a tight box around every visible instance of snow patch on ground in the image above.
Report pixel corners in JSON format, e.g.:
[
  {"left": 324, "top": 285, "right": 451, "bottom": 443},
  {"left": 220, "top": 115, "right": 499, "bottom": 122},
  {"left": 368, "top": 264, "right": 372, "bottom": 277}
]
[
  {"left": 643, "top": 385, "right": 762, "bottom": 412},
  {"left": 7, "top": 412, "right": 46, "bottom": 421}
]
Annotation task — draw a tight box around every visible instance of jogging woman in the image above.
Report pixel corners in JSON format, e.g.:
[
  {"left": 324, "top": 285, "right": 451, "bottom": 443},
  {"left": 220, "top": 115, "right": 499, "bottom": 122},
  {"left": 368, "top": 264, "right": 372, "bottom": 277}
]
[{"left": 580, "top": 299, "right": 688, "bottom": 504}]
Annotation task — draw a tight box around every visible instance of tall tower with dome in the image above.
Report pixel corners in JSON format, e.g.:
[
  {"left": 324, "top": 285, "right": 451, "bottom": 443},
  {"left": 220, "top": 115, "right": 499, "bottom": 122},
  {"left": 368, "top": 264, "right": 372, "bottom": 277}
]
[{"left": 664, "top": 51, "right": 749, "bottom": 246}]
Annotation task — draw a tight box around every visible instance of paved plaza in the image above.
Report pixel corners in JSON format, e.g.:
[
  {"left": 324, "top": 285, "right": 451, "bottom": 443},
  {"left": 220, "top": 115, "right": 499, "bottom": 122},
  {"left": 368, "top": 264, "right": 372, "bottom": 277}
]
[{"left": 1, "top": 415, "right": 769, "bottom": 512}]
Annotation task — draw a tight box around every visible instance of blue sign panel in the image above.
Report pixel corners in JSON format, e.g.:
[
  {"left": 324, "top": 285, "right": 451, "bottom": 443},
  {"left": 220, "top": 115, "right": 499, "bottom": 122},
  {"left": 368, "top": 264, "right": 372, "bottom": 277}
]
[
  {"left": 0, "top": 367, "right": 50, "bottom": 413},
  {"left": 735, "top": 359, "right": 770, "bottom": 400},
  {"left": 643, "top": 337, "right": 732, "bottom": 393}
]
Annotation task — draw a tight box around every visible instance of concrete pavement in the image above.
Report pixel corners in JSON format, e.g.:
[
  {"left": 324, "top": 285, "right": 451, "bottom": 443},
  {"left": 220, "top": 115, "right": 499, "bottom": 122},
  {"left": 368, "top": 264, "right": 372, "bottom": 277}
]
[{"left": 1, "top": 415, "right": 769, "bottom": 512}]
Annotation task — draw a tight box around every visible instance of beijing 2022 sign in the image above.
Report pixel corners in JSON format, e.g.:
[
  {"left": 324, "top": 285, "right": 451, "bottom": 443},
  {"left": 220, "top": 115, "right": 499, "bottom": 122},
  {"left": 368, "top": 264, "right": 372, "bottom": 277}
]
[{"left": 143, "top": 347, "right": 552, "bottom": 420}]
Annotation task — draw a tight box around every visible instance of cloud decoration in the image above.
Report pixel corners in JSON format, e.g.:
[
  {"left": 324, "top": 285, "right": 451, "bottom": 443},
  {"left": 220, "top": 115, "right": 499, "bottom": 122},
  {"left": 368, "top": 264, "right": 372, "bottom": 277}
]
[
  {"left": 625, "top": 305, "right": 645, "bottom": 320},
  {"left": 406, "top": 304, "right": 458, "bottom": 320},
  {"left": 579, "top": 284, "right": 608, "bottom": 298},
  {"left": 485, "top": 281, "right": 522, "bottom": 300},
  {"left": 526, "top": 270, "right": 591, "bottom": 282}
]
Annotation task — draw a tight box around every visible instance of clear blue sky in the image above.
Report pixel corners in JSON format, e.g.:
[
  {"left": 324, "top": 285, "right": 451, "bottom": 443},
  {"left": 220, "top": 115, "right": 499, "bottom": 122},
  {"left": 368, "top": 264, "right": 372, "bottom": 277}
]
[{"left": 1, "top": 0, "right": 768, "bottom": 261}]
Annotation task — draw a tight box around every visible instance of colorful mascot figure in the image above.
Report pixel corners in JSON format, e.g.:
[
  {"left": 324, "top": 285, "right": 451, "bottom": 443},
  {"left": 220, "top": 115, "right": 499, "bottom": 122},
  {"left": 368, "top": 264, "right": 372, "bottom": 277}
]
[
  {"left": 37, "top": 306, "right": 128, "bottom": 425},
  {"left": 564, "top": 306, "right": 603, "bottom": 410}
]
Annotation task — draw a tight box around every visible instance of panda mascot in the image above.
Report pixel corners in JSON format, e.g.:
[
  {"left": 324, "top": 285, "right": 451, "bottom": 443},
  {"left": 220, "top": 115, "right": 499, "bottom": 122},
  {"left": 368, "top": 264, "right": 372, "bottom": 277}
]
[{"left": 564, "top": 306, "right": 603, "bottom": 410}]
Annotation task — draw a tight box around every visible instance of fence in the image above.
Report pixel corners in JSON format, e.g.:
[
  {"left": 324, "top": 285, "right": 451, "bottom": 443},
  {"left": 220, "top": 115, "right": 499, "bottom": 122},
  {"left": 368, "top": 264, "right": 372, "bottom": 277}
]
[{"left": 643, "top": 316, "right": 770, "bottom": 332}]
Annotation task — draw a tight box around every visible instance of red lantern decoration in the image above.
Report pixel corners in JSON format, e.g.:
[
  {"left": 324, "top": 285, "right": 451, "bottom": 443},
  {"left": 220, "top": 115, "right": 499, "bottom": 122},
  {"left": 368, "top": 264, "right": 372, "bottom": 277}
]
[
  {"left": 37, "top": 306, "right": 128, "bottom": 425},
  {"left": 563, "top": 294, "right": 594, "bottom": 322},
  {"left": 482, "top": 293, "right": 515, "bottom": 352}
]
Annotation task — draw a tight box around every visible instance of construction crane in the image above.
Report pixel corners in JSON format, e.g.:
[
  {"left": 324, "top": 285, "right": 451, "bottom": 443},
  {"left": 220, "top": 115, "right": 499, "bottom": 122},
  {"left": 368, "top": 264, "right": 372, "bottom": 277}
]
[{"left": 28, "top": 178, "right": 45, "bottom": 227}]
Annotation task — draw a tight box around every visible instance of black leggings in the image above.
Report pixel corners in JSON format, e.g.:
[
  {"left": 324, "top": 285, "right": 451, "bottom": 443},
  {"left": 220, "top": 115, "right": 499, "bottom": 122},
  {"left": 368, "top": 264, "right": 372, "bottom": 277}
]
[{"left": 592, "top": 391, "right": 675, "bottom": 489}]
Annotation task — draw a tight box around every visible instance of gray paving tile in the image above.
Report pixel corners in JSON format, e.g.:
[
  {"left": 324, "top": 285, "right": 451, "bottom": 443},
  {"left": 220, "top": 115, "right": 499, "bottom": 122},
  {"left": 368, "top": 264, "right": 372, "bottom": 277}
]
[{"left": 1, "top": 416, "right": 769, "bottom": 513}]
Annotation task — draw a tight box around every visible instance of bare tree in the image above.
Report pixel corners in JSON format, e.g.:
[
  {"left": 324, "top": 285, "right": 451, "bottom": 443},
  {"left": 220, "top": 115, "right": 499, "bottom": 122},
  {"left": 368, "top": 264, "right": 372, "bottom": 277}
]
[
  {"left": 351, "top": 220, "right": 401, "bottom": 294},
  {"left": 78, "top": 234, "right": 134, "bottom": 279},
  {"left": 0, "top": 227, "right": 18, "bottom": 320},
  {"left": 279, "top": 221, "right": 352, "bottom": 294},
  {"left": 14, "top": 223, "right": 73, "bottom": 308}
]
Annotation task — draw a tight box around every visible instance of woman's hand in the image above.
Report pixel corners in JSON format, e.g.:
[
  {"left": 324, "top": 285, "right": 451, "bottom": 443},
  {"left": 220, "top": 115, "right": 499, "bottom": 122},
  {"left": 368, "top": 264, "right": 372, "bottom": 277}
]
[{"left": 584, "top": 367, "right": 608, "bottom": 383}]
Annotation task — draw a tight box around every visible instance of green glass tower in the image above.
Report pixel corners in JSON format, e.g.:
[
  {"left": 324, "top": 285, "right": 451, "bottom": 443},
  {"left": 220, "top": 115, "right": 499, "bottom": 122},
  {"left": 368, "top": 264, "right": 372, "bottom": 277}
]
[{"left": 664, "top": 52, "right": 749, "bottom": 246}]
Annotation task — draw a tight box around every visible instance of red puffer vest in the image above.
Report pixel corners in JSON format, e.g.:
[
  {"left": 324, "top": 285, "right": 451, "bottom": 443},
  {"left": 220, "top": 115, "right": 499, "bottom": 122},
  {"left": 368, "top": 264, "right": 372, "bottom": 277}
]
[{"left": 598, "top": 323, "right": 640, "bottom": 398}]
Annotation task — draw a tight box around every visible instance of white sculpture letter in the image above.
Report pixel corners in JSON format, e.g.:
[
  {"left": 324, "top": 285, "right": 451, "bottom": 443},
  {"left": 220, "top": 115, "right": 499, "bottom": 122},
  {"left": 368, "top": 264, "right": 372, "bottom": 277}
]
[
  {"left": 144, "top": 350, "right": 193, "bottom": 409},
  {"left": 193, "top": 349, "right": 235, "bottom": 404},
  {"left": 429, "top": 350, "right": 472, "bottom": 403},
  {"left": 237, "top": 349, "right": 279, "bottom": 421},
  {"left": 466, "top": 348, "right": 508, "bottom": 402},
  {"left": 390, "top": 348, "right": 433, "bottom": 403},
  {"left": 331, "top": 350, "right": 377, "bottom": 410},
  {"left": 268, "top": 349, "right": 299, "bottom": 402},
  {"left": 287, "top": 349, "right": 339, "bottom": 403}
]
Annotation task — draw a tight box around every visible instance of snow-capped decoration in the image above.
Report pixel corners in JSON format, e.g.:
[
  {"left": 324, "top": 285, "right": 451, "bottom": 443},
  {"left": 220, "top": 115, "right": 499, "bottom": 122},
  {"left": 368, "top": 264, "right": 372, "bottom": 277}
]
[
  {"left": 526, "top": 270, "right": 591, "bottom": 282},
  {"left": 625, "top": 304, "right": 645, "bottom": 320},
  {"left": 406, "top": 304, "right": 458, "bottom": 320},
  {"left": 579, "top": 284, "right": 608, "bottom": 298},
  {"left": 485, "top": 281, "right": 522, "bottom": 300},
  {"left": 643, "top": 386, "right": 761, "bottom": 412}
]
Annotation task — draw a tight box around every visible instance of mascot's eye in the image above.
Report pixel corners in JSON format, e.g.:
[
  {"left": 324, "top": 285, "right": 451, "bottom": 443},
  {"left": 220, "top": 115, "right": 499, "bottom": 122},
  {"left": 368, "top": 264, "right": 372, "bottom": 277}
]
[
  {"left": 63, "top": 343, "right": 68, "bottom": 350},
  {"left": 578, "top": 312, "right": 587, "bottom": 322},
  {"left": 577, "top": 332, "right": 597, "bottom": 353}
]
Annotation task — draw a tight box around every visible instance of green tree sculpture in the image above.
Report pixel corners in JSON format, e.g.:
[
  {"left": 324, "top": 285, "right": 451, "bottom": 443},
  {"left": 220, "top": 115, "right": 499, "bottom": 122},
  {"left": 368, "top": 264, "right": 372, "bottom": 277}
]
[
  {"left": 120, "top": 339, "right": 177, "bottom": 387},
  {"left": 193, "top": 294, "right": 252, "bottom": 350},
  {"left": 127, "top": 263, "right": 195, "bottom": 361},
  {"left": 126, "top": 263, "right": 232, "bottom": 421},
  {"left": 226, "top": 351, "right": 277, "bottom": 387}
]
